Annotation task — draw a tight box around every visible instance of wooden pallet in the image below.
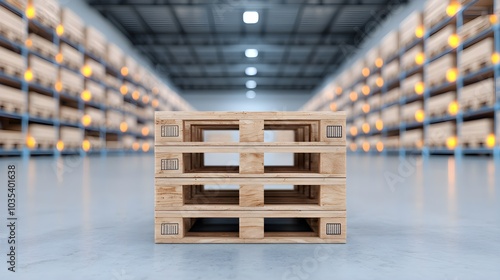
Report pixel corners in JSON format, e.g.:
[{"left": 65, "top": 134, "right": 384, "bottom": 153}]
[
  {"left": 155, "top": 112, "right": 346, "bottom": 243},
  {"left": 0, "top": 46, "right": 24, "bottom": 78},
  {"left": 84, "top": 107, "right": 105, "bottom": 127},
  {"left": 428, "top": 91, "right": 456, "bottom": 118},
  {"left": 380, "top": 31, "right": 399, "bottom": 61},
  {"left": 382, "top": 105, "right": 399, "bottom": 128},
  {"left": 106, "top": 110, "right": 123, "bottom": 129},
  {"left": 27, "top": 33, "right": 57, "bottom": 59},
  {"left": 85, "top": 80, "right": 105, "bottom": 103},
  {"left": 85, "top": 27, "right": 106, "bottom": 59},
  {"left": 60, "top": 106, "right": 81, "bottom": 124},
  {"left": 460, "top": 78, "right": 495, "bottom": 111},
  {"left": 427, "top": 54, "right": 455, "bottom": 88},
  {"left": 106, "top": 90, "right": 123, "bottom": 109},
  {"left": 400, "top": 11, "right": 423, "bottom": 49},
  {"left": 85, "top": 57, "right": 106, "bottom": 81},
  {"left": 401, "top": 73, "right": 422, "bottom": 97},
  {"left": 426, "top": 25, "right": 455, "bottom": 59},
  {"left": 401, "top": 129, "right": 423, "bottom": 148},
  {"left": 0, "top": 84, "right": 25, "bottom": 114},
  {"left": 33, "top": 0, "right": 60, "bottom": 29},
  {"left": 0, "top": 6, "right": 26, "bottom": 44},
  {"left": 426, "top": 121, "right": 455, "bottom": 148},
  {"left": 60, "top": 68, "right": 84, "bottom": 96},
  {"left": 28, "top": 124, "right": 57, "bottom": 149},
  {"left": 402, "top": 101, "right": 423, "bottom": 123},
  {"left": 29, "top": 55, "right": 58, "bottom": 87},
  {"left": 383, "top": 87, "right": 401, "bottom": 105},
  {"left": 460, "top": 37, "right": 493, "bottom": 75},
  {"left": 401, "top": 44, "right": 423, "bottom": 71},
  {"left": 459, "top": 15, "right": 493, "bottom": 43},
  {"left": 382, "top": 59, "right": 399, "bottom": 82},
  {"left": 28, "top": 92, "right": 57, "bottom": 119},
  {"left": 0, "top": 130, "right": 23, "bottom": 150},
  {"left": 60, "top": 43, "right": 83, "bottom": 70},
  {"left": 60, "top": 8, "right": 84, "bottom": 45},
  {"left": 460, "top": 118, "right": 494, "bottom": 148},
  {"left": 106, "top": 74, "right": 121, "bottom": 90},
  {"left": 60, "top": 126, "right": 82, "bottom": 149},
  {"left": 106, "top": 140, "right": 122, "bottom": 150},
  {"left": 424, "top": 0, "right": 449, "bottom": 29}
]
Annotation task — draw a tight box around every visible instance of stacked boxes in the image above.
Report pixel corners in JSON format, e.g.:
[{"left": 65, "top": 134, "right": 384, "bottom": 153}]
[{"left": 154, "top": 112, "right": 347, "bottom": 243}]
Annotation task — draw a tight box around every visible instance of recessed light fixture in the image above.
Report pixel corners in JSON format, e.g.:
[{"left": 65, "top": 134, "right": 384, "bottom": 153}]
[
  {"left": 246, "top": 80, "right": 257, "bottom": 89},
  {"left": 246, "top": 90, "right": 256, "bottom": 99},
  {"left": 245, "top": 67, "right": 257, "bottom": 76},
  {"left": 245, "top": 49, "right": 258, "bottom": 58},
  {"left": 243, "top": 11, "right": 259, "bottom": 24}
]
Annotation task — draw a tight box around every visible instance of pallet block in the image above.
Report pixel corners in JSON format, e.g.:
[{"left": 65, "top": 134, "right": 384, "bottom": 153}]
[
  {"left": 85, "top": 80, "right": 105, "bottom": 104},
  {"left": 107, "top": 43, "right": 124, "bottom": 71},
  {"left": 427, "top": 54, "right": 455, "bottom": 88},
  {"left": 106, "top": 90, "right": 123, "bottom": 109},
  {"left": 460, "top": 78, "right": 495, "bottom": 111},
  {"left": 402, "top": 101, "right": 423, "bottom": 123},
  {"left": 382, "top": 59, "right": 399, "bottom": 82},
  {"left": 59, "top": 68, "right": 84, "bottom": 97},
  {"left": 60, "top": 8, "right": 84, "bottom": 45},
  {"left": 28, "top": 92, "right": 57, "bottom": 119},
  {"left": 60, "top": 126, "right": 82, "bottom": 149},
  {"left": 426, "top": 121, "right": 455, "bottom": 148},
  {"left": 27, "top": 33, "right": 57, "bottom": 59},
  {"left": 381, "top": 105, "right": 400, "bottom": 128},
  {"left": 155, "top": 112, "right": 346, "bottom": 243},
  {"left": 424, "top": 0, "right": 450, "bottom": 29},
  {"left": 368, "top": 94, "right": 381, "bottom": 110},
  {"left": 401, "top": 73, "right": 423, "bottom": 97},
  {"left": 29, "top": 55, "right": 58, "bottom": 87},
  {"left": 85, "top": 27, "right": 106, "bottom": 59},
  {"left": 460, "top": 37, "right": 493, "bottom": 75},
  {"left": 400, "top": 11, "right": 423, "bottom": 49},
  {"left": 28, "top": 123, "right": 56, "bottom": 149},
  {"left": 401, "top": 44, "right": 423, "bottom": 71},
  {"left": 383, "top": 87, "right": 401, "bottom": 105},
  {"left": 427, "top": 25, "right": 455, "bottom": 59},
  {"left": 380, "top": 31, "right": 399, "bottom": 61},
  {"left": 6, "top": 0, "right": 27, "bottom": 11},
  {"left": 84, "top": 57, "right": 105, "bottom": 81},
  {"left": 459, "top": 15, "right": 494, "bottom": 43},
  {"left": 0, "top": 84, "right": 25, "bottom": 114},
  {"left": 428, "top": 91, "right": 456, "bottom": 117},
  {"left": 32, "top": 0, "right": 60, "bottom": 29},
  {"left": 401, "top": 128, "right": 423, "bottom": 148},
  {"left": 84, "top": 107, "right": 105, "bottom": 127},
  {"left": 383, "top": 135, "right": 400, "bottom": 149},
  {"left": 106, "top": 110, "right": 123, "bottom": 130},
  {"left": 60, "top": 43, "right": 83, "bottom": 70},
  {"left": 461, "top": 118, "right": 494, "bottom": 148},
  {"left": 0, "top": 5, "right": 26, "bottom": 44},
  {"left": 0, "top": 46, "right": 24, "bottom": 78},
  {"left": 59, "top": 106, "right": 81, "bottom": 124}
]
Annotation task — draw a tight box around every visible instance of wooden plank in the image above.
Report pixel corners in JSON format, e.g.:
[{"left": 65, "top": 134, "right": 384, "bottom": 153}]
[
  {"left": 155, "top": 144, "right": 346, "bottom": 152},
  {"left": 155, "top": 111, "right": 347, "bottom": 120},
  {"left": 155, "top": 177, "right": 345, "bottom": 184},
  {"left": 156, "top": 210, "right": 345, "bottom": 218}
]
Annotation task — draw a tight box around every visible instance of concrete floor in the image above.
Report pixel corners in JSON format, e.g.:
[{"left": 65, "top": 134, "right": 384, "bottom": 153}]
[{"left": 0, "top": 154, "right": 499, "bottom": 279}]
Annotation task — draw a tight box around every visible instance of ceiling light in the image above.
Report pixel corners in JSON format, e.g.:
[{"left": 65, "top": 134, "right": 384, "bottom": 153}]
[
  {"left": 246, "top": 80, "right": 257, "bottom": 89},
  {"left": 243, "top": 11, "right": 259, "bottom": 24},
  {"left": 246, "top": 90, "right": 256, "bottom": 99},
  {"left": 245, "top": 67, "right": 257, "bottom": 76},
  {"left": 245, "top": 49, "right": 258, "bottom": 58}
]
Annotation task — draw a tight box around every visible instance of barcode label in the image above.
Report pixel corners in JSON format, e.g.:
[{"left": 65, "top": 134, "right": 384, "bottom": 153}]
[
  {"left": 326, "top": 125, "right": 342, "bottom": 138},
  {"left": 161, "top": 159, "right": 179, "bottom": 170},
  {"left": 326, "top": 223, "right": 341, "bottom": 235},
  {"left": 161, "top": 223, "right": 179, "bottom": 235},
  {"left": 161, "top": 125, "right": 179, "bottom": 137}
]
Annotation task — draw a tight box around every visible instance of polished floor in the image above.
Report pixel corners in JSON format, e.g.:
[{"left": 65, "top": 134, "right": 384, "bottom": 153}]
[{"left": 0, "top": 154, "right": 499, "bottom": 279}]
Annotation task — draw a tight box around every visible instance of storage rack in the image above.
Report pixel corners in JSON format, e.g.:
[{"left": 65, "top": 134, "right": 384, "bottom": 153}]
[
  {"left": 0, "top": 0, "right": 193, "bottom": 158},
  {"left": 301, "top": 0, "right": 500, "bottom": 158}
]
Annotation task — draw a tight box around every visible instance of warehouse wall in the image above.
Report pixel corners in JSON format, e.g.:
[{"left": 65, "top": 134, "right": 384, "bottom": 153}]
[
  {"left": 312, "top": 0, "right": 426, "bottom": 98},
  {"left": 57, "top": 0, "right": 181, "bottom": 97},
  {"left": 182, "top": 90, "right": 312, "bottom": 111}
]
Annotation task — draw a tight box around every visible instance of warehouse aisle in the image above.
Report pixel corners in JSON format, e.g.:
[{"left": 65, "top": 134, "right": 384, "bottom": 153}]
[{"left": 0, "top": 154, "right": 499, "bottom": 279}]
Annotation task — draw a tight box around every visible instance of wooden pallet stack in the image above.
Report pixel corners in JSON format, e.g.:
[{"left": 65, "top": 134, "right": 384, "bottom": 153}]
[{"left": 154, "top": 112, "right": 347, "bottom": 243}]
